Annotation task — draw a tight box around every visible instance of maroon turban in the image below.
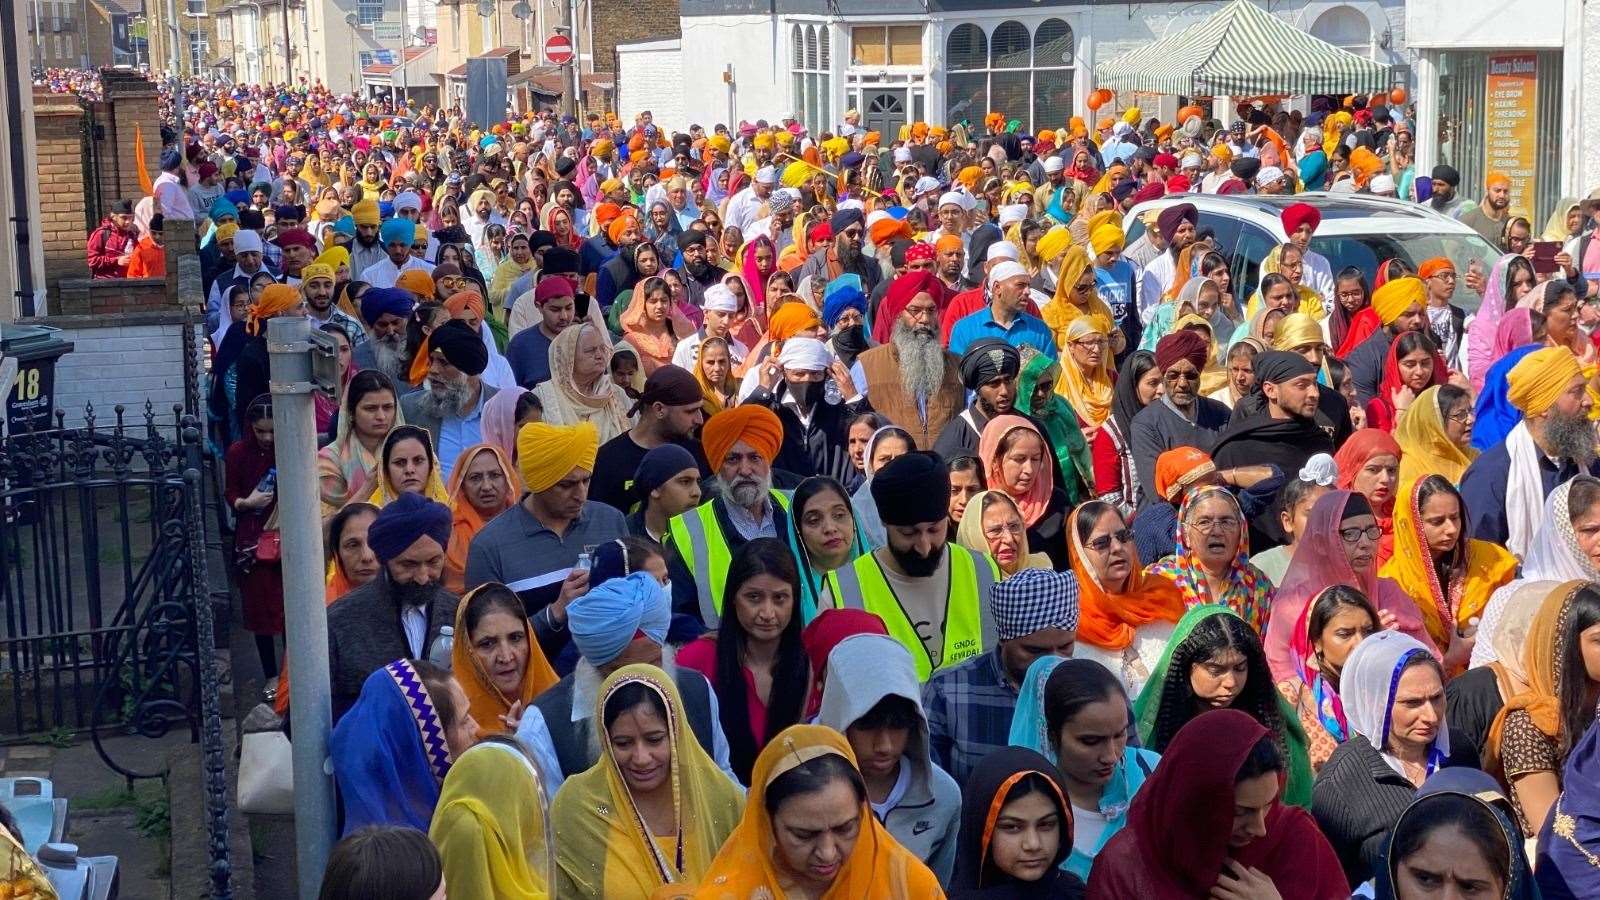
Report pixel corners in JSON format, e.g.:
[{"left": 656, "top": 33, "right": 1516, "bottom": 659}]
[
  {"left": 1155, "top": 329, "right": 1210, "bottom": 372},
  {"left": 1156, "top": 203, "right": 1197, "bottom": 242},
  {"left": 1133, "top": 182, "right": 1167, "bottom": 205}
]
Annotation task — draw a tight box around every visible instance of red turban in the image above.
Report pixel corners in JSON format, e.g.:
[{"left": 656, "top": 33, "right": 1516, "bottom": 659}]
[
  {"left": 702, "top": 405, "right": 784, "bottom": 468},
  {"left": 1155, "top": 329, "right": 1210, "bottom": 373},
  {"left": 1280, "top": 202, "right": 1321, "bottom": 237},
  {"left": 1132, "top": 182, "right": 1167, "bottom": 204},
  {"left": 873, "top": 271, "right": 948, "bottom": 344}
]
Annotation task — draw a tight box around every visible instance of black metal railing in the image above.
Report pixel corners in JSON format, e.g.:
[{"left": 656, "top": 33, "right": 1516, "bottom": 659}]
[{"left": 0, "top": 399, "right": 231, "bottom": 895}]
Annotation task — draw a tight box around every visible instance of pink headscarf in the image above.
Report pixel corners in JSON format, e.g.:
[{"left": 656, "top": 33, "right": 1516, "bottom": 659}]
[
  {"left": 1263, "top": 490, "right": 1438, "bottom": 683},
  {"left": 480, "top": 387, "right": 530, "bottom": 461},
  {"left": 1493, "top": 308, "right": 1535, "bottom": 358},
  {"left": 741, "top": 237, "right": 777, "bottom": 315},
  {"left": 1467, "top": 253, "right": 1524, "bottom": 393},
  {"left": 976, "top": 415, "right": 1054, "bottom": 527}
]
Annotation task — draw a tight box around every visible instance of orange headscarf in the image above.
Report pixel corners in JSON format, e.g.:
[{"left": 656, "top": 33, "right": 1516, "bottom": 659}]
[
  {"left": 1068, "top": 501, "right": 1186, "bottom": 650},
  {"left": 1485, "top": 581, "right": 1587, "bottom": 781},
  {"left": 396, "top": 268, "right": 436, "bottom": 300},
  {"left": 449, "top": 583, "right": 558, "bottom": 736},
  {"left": 692, "top": 725, "right": 942, "bottom": 899},
  {"left": 443, "top": 444, "right": 520, "bottom": 595}
]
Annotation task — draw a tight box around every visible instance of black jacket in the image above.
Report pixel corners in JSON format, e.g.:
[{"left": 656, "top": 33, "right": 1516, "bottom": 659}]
[
  {"left": 326, "top": 575, "right": 460, "bottom": 723},
  {"left": 744, "top": 387, "right": 867, "bottom": 487}
]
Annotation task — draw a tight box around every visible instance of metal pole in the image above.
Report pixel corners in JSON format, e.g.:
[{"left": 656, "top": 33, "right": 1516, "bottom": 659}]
[
  {"left": 266, "top": 316, "right": 336, "bottom": 900},
  {"left": 399, "top": 0, "right": 409, "bottom": 105},
  {"left": 561, "top": 0, "right": 575, "bottom": 117}
]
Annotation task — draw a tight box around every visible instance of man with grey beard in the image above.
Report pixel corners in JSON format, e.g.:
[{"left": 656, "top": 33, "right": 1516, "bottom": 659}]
[
  {"left": 664, "top": 405, "right": 794, "bottom": 631},
  {"left": 798, "top": 207, "right": 882, "bottom": 296},
  {"left": 850, "top": 272, "right": 964, "bottom": 449},
  {"left": 355, "top": 287, "right": 416, "bottom": 386},
  {"left": 1461, "top": 345, "right": 1600, "bottom": 557},
  {"left": 400, "top": 319, "right": 497, "bottom": 480}
]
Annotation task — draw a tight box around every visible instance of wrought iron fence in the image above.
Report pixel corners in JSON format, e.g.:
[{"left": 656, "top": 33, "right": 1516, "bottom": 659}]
[{"left": 0, "top": 399, "right": 232, "bottom": 896}]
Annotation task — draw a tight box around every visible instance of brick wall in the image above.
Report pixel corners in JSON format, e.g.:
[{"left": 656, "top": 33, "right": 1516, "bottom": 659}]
[
  {"left": 32, "top": 90, "right": 93, "bottom": 299},
  {"left": 590, "top": 0, "right": 679, "bottom": 73},
  {"left": 55, "top": 278, "right": 171, "bottom": 317},
  {"left": 37, "top": 313, "right": 203, "bottom": 431}
]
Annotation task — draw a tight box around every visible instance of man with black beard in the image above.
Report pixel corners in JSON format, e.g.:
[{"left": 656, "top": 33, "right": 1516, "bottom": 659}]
[
  {"left": 1461, "top": 346, "right": 1600, "bottom": 556},
  {"left": 820, "top": 452, "right": 999, "bottom": 681},
  {"left": 347, "top": 199, "right": 387, "bottom": 277},
  {"left": 797, "top": 208, "right": 883, "bottom": 295},
  {"left": 299, "top": 262, "right": 365, "bottom": 348},
  {"left": 850, "top": 274, "right": 964, "bottom": 448},
  {"left": 401, "top": 320, "right": 497, "bottom": 479},
  {"left": 1137, "top": 202, "right": 1197, "bottom": 323},
  {"left": 934, "top": 339, "right": 1025, "bottom": 460},
  {"left": 1427, "top": 164, "right": 1473, "bottom": 219},
  {"left": 326, "top": 492, "right": 459, "bottom": 721},
  {"left": 748, "top": 337, "right": 865, "bottom": 485},
  {"left": 674, "top": 230, "right": 725, "bottom": 308},
  {"left": 354, "top": 287, "right": 417, "bottom": 389}
]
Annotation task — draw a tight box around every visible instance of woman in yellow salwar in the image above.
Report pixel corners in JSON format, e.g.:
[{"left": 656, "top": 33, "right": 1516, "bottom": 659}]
[
  {"left": 431, "top": 735, "right": 556, "bottom": 899},
  {"left": 552, "top": 664, "right": 743, "bottom": 899},
  {"left": 695, "top": 724, "right": 945, "bottom": 899},
  {"left": 1244, "top": 243, "right": 1326, "bottom": 320}
]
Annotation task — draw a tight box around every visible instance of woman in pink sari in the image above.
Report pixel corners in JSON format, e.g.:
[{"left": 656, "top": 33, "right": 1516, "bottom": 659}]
[
  {"left": 741, "top": 236, "right": 778, "bottom": 323},
  {"left": 1263, "top": 489, "right": 1437, "bottom": 684},
  {"left": 1466, "top": 253, "right": 1537, "bottom": 392}
]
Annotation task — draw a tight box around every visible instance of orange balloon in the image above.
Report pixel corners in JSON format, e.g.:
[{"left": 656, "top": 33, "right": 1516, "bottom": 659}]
[
  {"left": 1098, "top": 89, "right": 1115, "bottom": 106},
  {"left": 1389, "top": 87, "right": 1408, "bottom": 105},
  {"left": 1086, "top": 93, "right": 1105, "bottom": 112}
]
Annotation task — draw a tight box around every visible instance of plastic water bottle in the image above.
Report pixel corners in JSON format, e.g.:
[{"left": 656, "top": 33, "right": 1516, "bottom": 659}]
[{"left": 429, "top": 625, "right": 455, "bottom": 669}]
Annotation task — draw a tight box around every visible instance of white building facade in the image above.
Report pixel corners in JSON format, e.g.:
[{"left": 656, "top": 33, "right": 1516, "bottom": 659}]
[{"left": 670, "top": 0, "right": 1407, "bottom": 137}]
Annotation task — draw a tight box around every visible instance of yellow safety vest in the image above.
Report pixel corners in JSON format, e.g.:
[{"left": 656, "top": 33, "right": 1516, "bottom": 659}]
[
  {"left": 823, "top": 545, "right": 998, "bottom": 681},
  {"left": 666, "top": 490, "right": 792, "bottom": 627}
]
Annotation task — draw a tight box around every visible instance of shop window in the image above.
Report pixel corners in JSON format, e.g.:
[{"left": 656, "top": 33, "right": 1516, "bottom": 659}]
[
  {"left": 943, "top": 18, "right": 1074, "bottom": 133},
  {"left": 852, "top": 25, "right": 923, "bottom": 67}
]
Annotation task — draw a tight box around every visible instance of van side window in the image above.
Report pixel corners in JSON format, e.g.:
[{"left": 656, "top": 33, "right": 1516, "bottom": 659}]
[{"left": 1233, "top": 224, "right": 1278, "bottom": 301}]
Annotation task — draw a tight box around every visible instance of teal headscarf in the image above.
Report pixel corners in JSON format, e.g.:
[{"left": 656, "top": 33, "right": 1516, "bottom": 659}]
[
  {"left": 785, "top": 476, "right": 874, "bottom": 623},
  {"left": 1016, "top": 349, "right": 1092, "bottom": 504}
]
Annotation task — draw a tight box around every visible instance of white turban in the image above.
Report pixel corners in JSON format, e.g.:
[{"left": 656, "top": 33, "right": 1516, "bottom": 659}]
[
  {"left": 777, "top": 337, "right": 832, "bottom": 372},
  {"left": 755, "top": 166, "right": 777, "bottom": 184},
  {"left": 986, "top": 240, "right": 1020, "bottom": 262},
  {"left": 233, "top": 230, "right": 263, "bottom": 253},
  {"left": 703, "top": 284, "right": 739, "bottom": 313}
]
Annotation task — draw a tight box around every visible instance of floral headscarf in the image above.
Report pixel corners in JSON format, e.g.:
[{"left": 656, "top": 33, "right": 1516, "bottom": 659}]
[{"left": 1145, "top": 486, "right": 1273, "bottom": 632}]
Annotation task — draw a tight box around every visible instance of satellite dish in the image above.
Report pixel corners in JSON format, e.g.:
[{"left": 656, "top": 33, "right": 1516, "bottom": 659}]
[{"left": 511, "top": 2, "right": 531, "bottom": 18}]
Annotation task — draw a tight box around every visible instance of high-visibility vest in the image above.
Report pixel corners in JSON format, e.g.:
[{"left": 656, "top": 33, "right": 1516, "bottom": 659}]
[
  {"left": 823, "top": 545, "right": 998, "bottom": 681},
  {"left": 666, "top": 490, "right": 792, "bottom": 628}
]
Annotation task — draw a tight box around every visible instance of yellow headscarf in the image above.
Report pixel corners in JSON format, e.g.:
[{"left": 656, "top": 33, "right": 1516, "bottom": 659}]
[
  {"left": 359, "top": 425, "right": 451, "bottom": 507},
  {"left": 1380, "top": 476, "right": 1517, "bottom": 654},
  {"left": 1244, "top": 245, "right": 1325, "bottom": 319},
  {"left": 1394, "top": 386, "right": 1476, "bottom": 489},
  {"left": 693, "top": 724, "right": 943, "bottom": 899},
  {"left": 1271, "top": 312, "right": 1325, "bottom": 352},
  {"left": 1054, "top": 315, "right": 1115, "bottom": 430},
  {"left": 552, "top": 665, "right": 744, "bottom": 897},
  {"left": 1042, "top": 245, "right": 1114, "bottom": 346},
  {"left": 1173, "top": 312, "right": 1229, "bottom": 396},
  {"left": 1508, "top": 346, "right": 1584, "bottom": 416},
  {"left": 955, "top": 490, "right": 1053, "bottom": 578},
  {"left": 430, "top": 740, "right": 554, "bottom": 900},
  {"left": 1542, "top": 198, "right": 1581, "bottom": 242}
]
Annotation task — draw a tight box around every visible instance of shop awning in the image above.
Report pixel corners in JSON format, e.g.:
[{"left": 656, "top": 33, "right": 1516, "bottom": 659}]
[{"left": 1095, "top": 0, "right": 1391, "bottom": 97}]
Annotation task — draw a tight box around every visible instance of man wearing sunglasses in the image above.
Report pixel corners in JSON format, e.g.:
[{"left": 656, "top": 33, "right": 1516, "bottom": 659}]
[
  {"left": 797, "top": 207, "right": 882, "bottom": 296},
  {"left": 1129, "top": 330, "right": 1235, "bottom": 514}
]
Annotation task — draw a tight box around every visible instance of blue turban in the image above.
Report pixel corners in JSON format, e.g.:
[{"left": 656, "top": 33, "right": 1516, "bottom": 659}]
[
  {"left": 159, "top": 148, "right": 182, "bottom": 171},
  {"left": 208, "top": 196, "right": 237, "bottom": 222},
  {"left": 379, "top": 217, "right": 414, "bottom": 246},
  {"left": 378, "top": 200, "right": 396, "bottom": 219},
  {"left": 360, "top": 287, "right": 415, "bottom": 326},
  {"left": 822, "top": 274, "right": 867, "bottom": 329},
  {"left": 364, "top": 492, "right": 451, "bottom": 563},
  {"left": 225, "top": 189, "right": 250, "bottom": 206},
  {"left": 332, "top": 215, "right": 357, "bottom": 238},
  {"left": 567, "top": 571, "right": 671, "bottom": 667},
  {"left": 828, "top": 207, "right": 865, "bottom": 235}
]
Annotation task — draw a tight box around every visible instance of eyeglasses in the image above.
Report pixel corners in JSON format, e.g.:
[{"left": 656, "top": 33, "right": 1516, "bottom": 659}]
[
  {"left": 1072, "top": 337, "right": 1109, "bottom": 350},
  {"left": 1446, "top": 410, "right": 1474, "bottom": 425},
  {"left": 1338, "top": 524, "right": 1384, "bottom": 543},
  {"left": 1430, "top": 272, "right": 1458, "bottom": 281},
  {"left": 1085, "top": 528, "right": 1133, "bottom": 553},
  {"left": 1186, "top": 516, "right": 1239, "bottom": 533}
]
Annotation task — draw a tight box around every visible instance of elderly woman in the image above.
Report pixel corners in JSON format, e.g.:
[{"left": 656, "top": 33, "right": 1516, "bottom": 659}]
[
  {"left": 1069, "top": 500, "right": 1186, "bottom": 697},
  {"left": 1145, "top": 486, "right": 1274, "bottom": 633},
  {"left": 443, "top": 444, "right": 519, "bottom": 595},
  {"left": 532, "top": 322, "right": 634, "bottom": 443},
  {"left": 955, "top": 491, "right": 1052, "bottom": 579}
]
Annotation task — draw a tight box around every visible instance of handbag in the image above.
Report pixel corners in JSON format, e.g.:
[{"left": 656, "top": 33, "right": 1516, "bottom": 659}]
[
  {"left": 237, "top": 703, "right": 293, "bottom": 815},
  {"left": 254, "top": 530, "right": 281, "bottom": 563}
]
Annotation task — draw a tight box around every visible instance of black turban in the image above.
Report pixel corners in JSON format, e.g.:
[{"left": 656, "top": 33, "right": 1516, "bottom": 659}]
[
  {"left": 541, "top": 246, "right": 580, "bottom": 275},
  {"left": 871, "top": 452, "right": 950, "bottom": 526},
  {"left": 631, "top": 364, "right": 703, "bottom": 414},
  {"left": 959, "top": 339, "right": 1021, "bottom": 390},
  {"left": 677, "top": 229, "right": 710, "bottom": 250},
  {"left": 1230, "top": 157, "right": 1262, "bottom": 182},
  {"left": 1156, "top": 203, "right": 1197, "bottom": 243},
  {"left": 1253, "top": 350, "right": 1318, "bottom": 385},
  {"left": 366, "top": 492, "right": 452, "bottom": 563},
  {"left": 428, "top": 319, "right": 489, "bottom": 376}
]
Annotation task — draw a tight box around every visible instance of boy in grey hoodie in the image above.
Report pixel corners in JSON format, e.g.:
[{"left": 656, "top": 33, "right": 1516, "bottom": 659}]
[{"left": 817, "top": 632, "right": 962, "bottom": 881}]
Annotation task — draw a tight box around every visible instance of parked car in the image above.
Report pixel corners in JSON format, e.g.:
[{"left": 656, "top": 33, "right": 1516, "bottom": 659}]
[{"left": 1122, "top": 193, "right": 1501, "bottom": 313}]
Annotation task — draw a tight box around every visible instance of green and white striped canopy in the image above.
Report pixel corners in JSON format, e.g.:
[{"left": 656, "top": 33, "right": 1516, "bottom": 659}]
[{"left": 1095, "top": 0, "right": 1392, "bottom": 97}]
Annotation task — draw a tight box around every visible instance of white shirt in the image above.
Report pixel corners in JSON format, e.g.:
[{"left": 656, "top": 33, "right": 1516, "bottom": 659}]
[
  {"left": 401, "top": 604, "right": 427, "bottom": 658},
  {"left": 1302, "top": 249, "right": 1337, "bottom": 312},
  {"left": 361, "top": 255, "right": 436, "bottom": 289},
  {"left": 153, "top": 172, "right": 196, "bottom": 220},
  {"left": 1138, "top": 252, "right": 1178, "bottom": 324},
  {"left": 671, "top": 331, "right": 748, "bottom": 370},
  {"left": 725, "top": 186, "right": 767, "bottom": 236}
]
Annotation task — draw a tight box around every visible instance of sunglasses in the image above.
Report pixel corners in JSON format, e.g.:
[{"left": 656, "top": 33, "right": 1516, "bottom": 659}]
[{"left": 1084, "top": 528, "right": 1133, "bottom": 553}]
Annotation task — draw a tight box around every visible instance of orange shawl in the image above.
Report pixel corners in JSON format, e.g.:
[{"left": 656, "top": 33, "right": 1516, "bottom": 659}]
[
  {"left": 1485, "top": 580, "right": 1587, "bottom": 781},
  {"left": 449, "top": 584, "right": 558, "bottom": 736},
  {"left": 1069, "top": 501, "right": 1186, "bottom": 651},
  {"left": 443, "top": 444, "right": 520, "bottom": 595},
  {"left": 1381, "top": 479, "right": 1517, "bottom": 652}
]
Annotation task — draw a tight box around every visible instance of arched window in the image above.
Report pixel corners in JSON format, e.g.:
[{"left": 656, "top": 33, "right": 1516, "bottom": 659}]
[
  {"left": 1310, "top": 6, "right": 1373, "bottom": 58},
  {"left": 791, "top": 22, "right": 832, "bottom": 136},
  {"left": 943, "top": 19, "right": 1076, "bottom": 133}
]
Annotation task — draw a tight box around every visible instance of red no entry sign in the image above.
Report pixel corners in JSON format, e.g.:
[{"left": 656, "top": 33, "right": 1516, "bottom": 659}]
[{"left": 544, "top": 34, "right": 573, "bottom": 65}]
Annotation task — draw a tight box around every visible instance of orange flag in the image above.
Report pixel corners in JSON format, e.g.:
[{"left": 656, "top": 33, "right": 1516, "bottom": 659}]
[{"left": 133, "top": 123, "right": 154, "bottom": 196}]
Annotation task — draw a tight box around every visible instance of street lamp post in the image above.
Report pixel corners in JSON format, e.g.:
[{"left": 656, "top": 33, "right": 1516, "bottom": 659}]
[{"left": 344, "top": 12, "right": 360, "bottom": 96}]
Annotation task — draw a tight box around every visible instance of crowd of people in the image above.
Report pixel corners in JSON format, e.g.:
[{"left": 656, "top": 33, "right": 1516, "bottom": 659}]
[{"left": 76, "top": 69, "right": 1600, "bottom": 899}]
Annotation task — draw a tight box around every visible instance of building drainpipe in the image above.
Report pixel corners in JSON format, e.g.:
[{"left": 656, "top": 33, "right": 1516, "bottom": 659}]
[{"left": 1, "top": 0, "right": 40, "bottom": 317}]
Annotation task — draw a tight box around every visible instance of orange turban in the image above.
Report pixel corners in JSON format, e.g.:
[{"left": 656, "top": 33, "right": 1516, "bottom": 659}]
[
  {"left": 935, "top": 234, "right": 964, "bottom": 255},
  {"left": 957, "top": 166, "right": 983, "bottom": 190},
  {"left": 702, "top": 405, "right": 784, "bottom": 467},
  {"left": 1349, "top": 147, "right": 1383, "bottom": 187},
  {"left": 444, "top": 290, "right": 484, "bottom": 318},
  {"left": 246, "top": 284, "right": 303, "bottom": 335},
  {"left": 1417, "top": 257, "right": 1455, "bottom": 280},
  {"left": 862, "top": 131, "right": 881, "bottom": 147},
  {"left": 1487, "top": 171, "right": 1512, "bottom": 189},
  {"left": 1153, "top": 446, "right": 1216, "bottom": 502},
  {"left": 869, "top": 216, "right": 912, "bottom": 247},
  {"left": 592, "top": 202, "right": 624, "bottom": 228},
  {"left": 396, "top": 269, "right": 435, "bottom": 300},
  {"left": 911, "top": 122, "right": 930, "bottom": 141},
  {"left": 768, "top": 303, "right": 821, "bottom": 341},
  {"left": 606, "top": 211, "right": 637, "bottom": 245}
]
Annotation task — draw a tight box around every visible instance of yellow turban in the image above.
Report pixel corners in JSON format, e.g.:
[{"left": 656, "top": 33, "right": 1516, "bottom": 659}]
[
  {"left": 1507, "top": 347, "right": 1584, "bottom": 417},
  {"left": 1037, "top": 226, "right": 1072, "bottom": 265},
  {"left": 929, "top": 126, "right": 948, "bottom": 141},
  {"left": 517, "top": 421, "right": 599, "bottom": 492},
  {"left": 414, "top": 223, "right": 431, "bottom": 242},
  {"left": 1371, "top": 276, "right": 1426, "bottom": 325},
  {"left": 821, "top": 136, "right": 848, "bottom": 159},
  {"left": 1211, "top": 144, "right": 1234, "bottom": 163},
  {"left": 753, "top": 132, "right": 777, "bottom": 151},
  {"left": 1122, "top": 106, "right": 1142, "bottom": 126},
  {"left": 1089, "top": 223, "right": 1125, "bottom": 257},
  {"left": 590, "top": 138, "right": 615, "bottom": 158},
  {"left": 215, "top": 223, "right": 240, "bottom": 242},
  {"left": 300, "top": 263, "right": 335, "bottom": 284},
  {"left": 315, "top": 245, "right": 350, "bottom": 273},
  {"left": 707, "top": 134, "right": 731, "bottom": 153},
  {"left": 776, "top": 131, "right": 797, "bottom": 148},
  {"left": 1271, "top": 312, "right": 1324, "bottom": 351},
  {"left": 352, "top": 200, "right": 380, "bottom": 227}
]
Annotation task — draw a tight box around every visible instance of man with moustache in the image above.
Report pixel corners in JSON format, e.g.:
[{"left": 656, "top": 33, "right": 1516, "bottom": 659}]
[
  {"left": 299, "top": 262, "right": 364, "bottom": 346},
  {"left": 850, "top": 272, "right": 965, "bottom": 449},
  {"left": 1129, "top": 330, "right": 1234, "bottom": 512},
  {"left": 354, "top": 287, "right": 416, "bottom": 386},
  {"left": 1211, "top": 351, "right": 1335, "bottom": 477},
  {"left": 820, "top": 452, "right": 1000, "bottom": 682},
  {"left": 1345, "top": 277, "right": 1430, "bottom": 404},
  {"left": 401, "top": 320, "right": 497, "bottom": 479},
  {"left": 665, "top": 405, "right": 794, "bottom": 633},
  {"left": 798, "top": 207, "right": 883, "bottom": 295},
  {"left": 1137, "top": 203, "right": 1198, "bottom": 323},
  {"left": 347, "top": 199, "right": 387, "bottom": 277},
  {"left": 674, "top": 230, "right": 726, "bottom": 307}
]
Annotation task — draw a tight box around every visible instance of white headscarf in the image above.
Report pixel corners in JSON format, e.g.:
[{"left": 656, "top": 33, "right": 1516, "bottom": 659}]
[
  {"left": 1341, "top": 630, "right": 1451, "bottom": 779},
  {"left": 1519, "top": 477, "right": 1600, "bottom": 582}
]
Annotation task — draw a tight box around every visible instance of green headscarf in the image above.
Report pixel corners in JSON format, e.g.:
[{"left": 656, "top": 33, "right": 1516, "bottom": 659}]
[
  {"left": 1131, "top": 604, "right": 1314, "bottom": 808},
  {"left": 1016, "top": 349, "right": 1093, "bottom": 504}
]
